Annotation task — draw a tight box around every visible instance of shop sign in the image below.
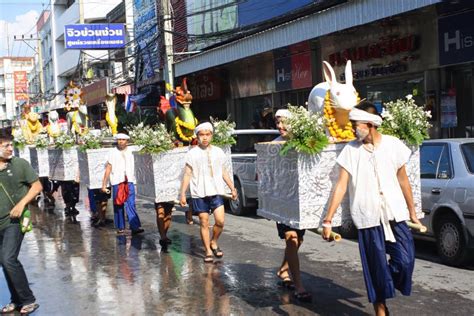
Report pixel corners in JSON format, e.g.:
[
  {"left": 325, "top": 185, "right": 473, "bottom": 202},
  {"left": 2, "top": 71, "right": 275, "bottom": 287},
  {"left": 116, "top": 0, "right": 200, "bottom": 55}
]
[
  {"left": 64, "top": 24, "right": 126, "bottom": 49},
  {"left": 188, "top": 73, "right": 222, "bottom": 101},
  {"left": 274, "top": 52, "right": 312, "bottom": 91},
  {"left": 438, "top": 10, "right": 474, "bottom": 66},
  {"left": 83, "top": 78, "right": 110, "bottom": 106},
  {"left": 328, "top": 35, "right": 418, "bottom": 67},
  {"left": 14, "top": 71, "right": 28, "bottom": 101}
]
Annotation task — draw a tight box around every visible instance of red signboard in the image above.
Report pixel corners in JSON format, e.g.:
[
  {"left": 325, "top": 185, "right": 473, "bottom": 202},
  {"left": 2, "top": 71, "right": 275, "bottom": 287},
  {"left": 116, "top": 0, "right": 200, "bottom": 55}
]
[
  {"left": 83, "top": 78, "right": 109, "bottom": 106},
  {"left": 14, "top": 71, "right": 29, "bottom": 101},
  {"left": 188, "top": 73, "right": 222, "bottom": 102}
]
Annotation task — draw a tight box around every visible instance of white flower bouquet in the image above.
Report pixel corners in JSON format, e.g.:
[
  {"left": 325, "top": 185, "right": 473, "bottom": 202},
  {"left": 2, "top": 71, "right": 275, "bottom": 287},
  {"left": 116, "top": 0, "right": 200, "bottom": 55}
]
[
  {"left": 34, "top": 133, "right": 50, "bottom": 149},
  {"left": 78, "top": 132, "right": 103, "bottom": 152},
  {"left": 54, "top": 132, "right": 76, "bottom": 149},
  {"left": 127, "top": 123, "right": 174, "bottom": 154},
  {"left": 280, "top": 105, "right": 329, "bottom": 155},
  {"left": 210, "top": 117, "right": 236, "bottom": 147},
  {"left": 379, "top": 95, "right": 432, "bottom": 146},
  {"left": 12, "top": 130, "right": 28, "bottom": 149}
]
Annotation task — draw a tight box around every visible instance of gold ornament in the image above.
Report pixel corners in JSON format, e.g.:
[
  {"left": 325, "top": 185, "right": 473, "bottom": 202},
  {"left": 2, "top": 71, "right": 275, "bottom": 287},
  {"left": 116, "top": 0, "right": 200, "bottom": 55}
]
[
  {"left": 105, "top": 112, "right": 118, "bottom": 135},
  {"left": 175, "top": 117, "right": 197, "bottom": 142},
  {"left": 323, "top": 90, "right": 359, "bottom": 141}
]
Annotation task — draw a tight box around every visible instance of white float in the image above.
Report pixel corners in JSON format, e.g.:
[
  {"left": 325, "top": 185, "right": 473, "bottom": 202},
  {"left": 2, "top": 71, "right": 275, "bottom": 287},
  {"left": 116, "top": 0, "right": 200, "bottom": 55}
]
[{"left": 255, "top": 142, "right": 422, "bottom": 230}]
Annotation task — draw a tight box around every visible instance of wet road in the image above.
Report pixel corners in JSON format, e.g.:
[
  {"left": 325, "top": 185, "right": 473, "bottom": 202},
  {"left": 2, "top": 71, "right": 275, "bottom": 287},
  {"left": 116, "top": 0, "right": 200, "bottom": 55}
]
[{"left": 1, "top": 191, "right": 474, "bottom": 315}]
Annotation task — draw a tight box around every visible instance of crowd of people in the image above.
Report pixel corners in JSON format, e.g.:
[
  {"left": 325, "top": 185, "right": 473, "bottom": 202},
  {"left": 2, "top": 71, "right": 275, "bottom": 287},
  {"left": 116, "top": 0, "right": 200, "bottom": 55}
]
[{"left": 0, "top": 102, "right": 422, "bottom": 315}]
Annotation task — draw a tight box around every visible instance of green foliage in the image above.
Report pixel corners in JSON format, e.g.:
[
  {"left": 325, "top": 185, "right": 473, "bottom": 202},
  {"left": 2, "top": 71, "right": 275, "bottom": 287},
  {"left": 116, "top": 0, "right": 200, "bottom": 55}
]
[
  {"left": 279, "top": 106, "right": 329, "bottom": 156},
  {"left": 127, "top": 122, "right": 175, "bottom": 154},
  {"left": 210, "top": 117, "right": 236, "bottom": 147},
  {"left": 379, "top": 95, "right": 432, "bottom": 146}
]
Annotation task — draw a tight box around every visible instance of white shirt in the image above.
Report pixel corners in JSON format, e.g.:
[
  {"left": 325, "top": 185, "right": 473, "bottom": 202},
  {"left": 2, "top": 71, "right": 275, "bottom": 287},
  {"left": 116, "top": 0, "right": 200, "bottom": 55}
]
[
  {"left": 185, "top": 145, "right": 227, "bottom": 198},
  {"left": 107, "top": 147, "right": 136, "bottom": 185},
  {"left": 336, "top": 134, "right": 412, "bottom": 229}
]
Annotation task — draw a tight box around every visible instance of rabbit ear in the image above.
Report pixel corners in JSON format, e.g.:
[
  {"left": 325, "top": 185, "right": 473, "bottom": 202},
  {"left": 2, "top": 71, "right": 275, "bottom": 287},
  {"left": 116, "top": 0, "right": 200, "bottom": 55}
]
[
  {"left": 344, "top": 60, "right": 353, "bottom": 86},
  {"left": 322, "top": 61, "right": 337, "bottom": 84}
]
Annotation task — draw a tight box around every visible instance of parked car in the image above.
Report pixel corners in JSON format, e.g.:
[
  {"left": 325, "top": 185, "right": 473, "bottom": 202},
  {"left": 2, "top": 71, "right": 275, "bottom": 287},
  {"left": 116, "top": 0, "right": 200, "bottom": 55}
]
[
  {"left": 417, "top": 138, "right": 474, "bottom": 266},
  {"left": 228, "top": 129, "right": 280, "bottom": 215}
]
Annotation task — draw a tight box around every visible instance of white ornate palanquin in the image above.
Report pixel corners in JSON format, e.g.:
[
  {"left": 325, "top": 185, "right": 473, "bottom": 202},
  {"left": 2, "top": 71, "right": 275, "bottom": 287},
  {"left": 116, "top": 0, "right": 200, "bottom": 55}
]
[
  {"left": 134, "top": 146, "right": 233, "bottom": 203},
  {"left": 78, "top": 148, "right": 112, "bottom": 189},
  {"left": 48, "top": 148, "right": 79, "bottom": 181},
  {"left": 255, "top": 142, "right": 422, "bottom": 230},
  {"left": 14, "top": 146, "right": 32, "bottom": 163},
  {"left": 29, "top": 148, "right": 50, "bottom": 177}
]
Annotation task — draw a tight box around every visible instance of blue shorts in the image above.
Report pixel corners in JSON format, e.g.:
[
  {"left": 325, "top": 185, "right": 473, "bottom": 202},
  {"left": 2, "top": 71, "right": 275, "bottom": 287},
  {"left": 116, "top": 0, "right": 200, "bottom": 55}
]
[{"left": 192, "top": 195, "right": 224, "bottom": 214}]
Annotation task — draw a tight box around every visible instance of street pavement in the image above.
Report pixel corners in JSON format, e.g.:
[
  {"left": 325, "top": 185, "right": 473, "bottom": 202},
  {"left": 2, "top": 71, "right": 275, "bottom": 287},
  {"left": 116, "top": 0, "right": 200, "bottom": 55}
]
[{"left": 1, "top": 191, "right": 474, "bottom": 316}]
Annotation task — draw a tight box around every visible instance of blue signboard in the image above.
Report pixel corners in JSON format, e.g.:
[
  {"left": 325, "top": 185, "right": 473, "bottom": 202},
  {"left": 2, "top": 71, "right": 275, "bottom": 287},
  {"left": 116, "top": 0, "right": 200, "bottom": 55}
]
[
  {"left": 133, "top": 0, "right": 160, "bottom": 79},
  {"left": 238, "top": 0, "right": 313, "bottom": 27},
  {"left": 438, "top": 10, "right": 474, "bottom": 66},
  {"left": 64, "top": 24, "right": 126, "bottom": 49}
]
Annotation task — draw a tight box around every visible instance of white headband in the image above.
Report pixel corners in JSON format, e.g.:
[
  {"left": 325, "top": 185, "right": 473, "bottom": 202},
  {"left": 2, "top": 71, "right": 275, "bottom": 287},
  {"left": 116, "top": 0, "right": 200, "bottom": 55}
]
[
  {"left": 349, "top": 108, "right": 383, "bottom": 127},
  {"left": 275, "top": 109, "right": 291, "bottom": 119},
  {"left": 115, "top": 133, "right": 130, "bottom": 140},
  {"left": 194, "top": 122, "right": 214, "bottom": 135}
]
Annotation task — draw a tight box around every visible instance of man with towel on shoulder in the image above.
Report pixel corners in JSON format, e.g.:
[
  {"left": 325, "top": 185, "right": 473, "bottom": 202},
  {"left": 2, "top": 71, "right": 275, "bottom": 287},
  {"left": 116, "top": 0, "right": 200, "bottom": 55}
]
[{"left": 322, "top": 103, "right": 422, "bottom": 316}]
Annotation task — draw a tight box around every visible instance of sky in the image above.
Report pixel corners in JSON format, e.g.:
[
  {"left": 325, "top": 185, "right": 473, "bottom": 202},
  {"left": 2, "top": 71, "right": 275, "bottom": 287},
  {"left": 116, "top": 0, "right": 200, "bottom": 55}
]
[{"left": 0, "top": 0, "right": 46, "bottom": 57}]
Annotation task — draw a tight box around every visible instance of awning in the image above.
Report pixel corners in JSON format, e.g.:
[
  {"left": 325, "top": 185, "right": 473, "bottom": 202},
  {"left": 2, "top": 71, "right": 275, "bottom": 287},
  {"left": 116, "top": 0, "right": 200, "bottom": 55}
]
[{"left": 174, "top": 0, "right": 441, "bottom": 76}]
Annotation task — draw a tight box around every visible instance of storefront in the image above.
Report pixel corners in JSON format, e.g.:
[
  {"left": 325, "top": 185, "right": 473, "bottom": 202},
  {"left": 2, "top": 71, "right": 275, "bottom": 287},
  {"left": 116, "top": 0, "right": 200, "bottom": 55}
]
[
  {"left": 184, "top": 69, "right": 228, "bottom": 122},
  {"left": 438, "top": 6, "right": 474, "bottom": 138},
  {"left": 319, "top": 6, "right": 439, "bottom": 135}
]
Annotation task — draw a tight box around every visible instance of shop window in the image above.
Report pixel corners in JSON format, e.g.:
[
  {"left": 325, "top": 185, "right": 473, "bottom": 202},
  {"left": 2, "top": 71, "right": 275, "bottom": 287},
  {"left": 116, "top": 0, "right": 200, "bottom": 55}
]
[
  {"left": 234, "top": 95, "right": 275, "bottom": 129},
  {"left": 358, "top": 77, "right": 424, "bottom": 114}
]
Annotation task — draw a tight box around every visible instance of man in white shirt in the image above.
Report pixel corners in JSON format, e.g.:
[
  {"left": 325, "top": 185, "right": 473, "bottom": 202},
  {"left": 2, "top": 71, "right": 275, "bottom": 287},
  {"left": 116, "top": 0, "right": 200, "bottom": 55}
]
[
  {"left": 179, "top": 122, "right": 237, "bottom": 263},
  {"left": 102, "top": 133, "right": 143, "bottom": 235},
  {"left": 322, "top": 104, "right": 422, "bottom": 316}
]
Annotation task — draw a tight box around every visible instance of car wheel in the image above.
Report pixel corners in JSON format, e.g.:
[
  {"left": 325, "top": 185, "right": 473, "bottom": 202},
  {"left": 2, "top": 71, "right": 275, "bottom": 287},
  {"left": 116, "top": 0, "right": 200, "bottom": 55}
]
[
  {"left": 228, "top": 180, "right": 248, "bottom": 216},
  {"left": 436, "top": 216, "right": 469, "bottom": 267}
]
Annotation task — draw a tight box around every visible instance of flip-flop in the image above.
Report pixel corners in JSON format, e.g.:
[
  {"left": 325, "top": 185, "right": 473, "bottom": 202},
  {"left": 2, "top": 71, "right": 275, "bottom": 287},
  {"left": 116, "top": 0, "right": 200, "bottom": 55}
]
[
  {"left": 211, "top": 247, "right": 223, "bottom": 258},
  {"left": 0, "top": 303, "right": 17, "bottom": 314},
  {"left": 203, "top": 255, "right": 214, "bottom": 263},
  {"left": 19, "top": 303, "right": 39, "bottom": 315}
]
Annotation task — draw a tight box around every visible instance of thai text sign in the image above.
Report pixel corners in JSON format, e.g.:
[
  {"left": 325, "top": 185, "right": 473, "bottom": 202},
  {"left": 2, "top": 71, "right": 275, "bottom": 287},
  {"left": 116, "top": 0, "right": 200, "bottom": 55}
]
[
  {"left": 14, "top": 71, "right": 28, "bottom": 101},
  {"left": 64, "top": 24, "right": 125, "bottom": 49}
]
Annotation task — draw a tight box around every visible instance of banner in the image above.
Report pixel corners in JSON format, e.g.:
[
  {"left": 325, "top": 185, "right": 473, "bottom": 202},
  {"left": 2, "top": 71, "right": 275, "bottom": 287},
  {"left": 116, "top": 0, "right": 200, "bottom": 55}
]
[
  {"left": 14, "top": 71, "right": 28, "bottom": 101},
  {"left": 64, "top": 24, "right": 126, "bottom": 49}
]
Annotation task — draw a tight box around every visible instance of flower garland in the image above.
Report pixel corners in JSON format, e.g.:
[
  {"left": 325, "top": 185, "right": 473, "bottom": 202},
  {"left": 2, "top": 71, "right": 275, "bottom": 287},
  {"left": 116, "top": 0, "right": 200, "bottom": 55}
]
[
  {"left": 323, "top": 90, "right": 358, "bottom": 141},
  {"left": 105, "top": 112, "right": 118, "bottom": 135},
  {"left": 27, "top": 119, "right": 42, "bottom": 133},
  {"left": 72, "top": 111, "right": 89, "bottom": 136},
  {"left": 175, "top": 117, "right": 197, "bottom": 142}
]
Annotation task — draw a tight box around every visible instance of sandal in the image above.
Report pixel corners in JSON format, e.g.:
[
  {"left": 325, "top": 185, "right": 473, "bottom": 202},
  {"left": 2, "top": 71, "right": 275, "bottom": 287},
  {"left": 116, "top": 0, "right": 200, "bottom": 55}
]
[
  {"left": 1, "top": 303, "right": 17, "bottom": 314},
  {"left": 203, "top": 255, "right": 214, "bottom": 263},
  {"left": 294, "top": 291, "right": 312, "bottom": 303},
  {"left": 210, "top": 246, "right": 223, "bottom": 258},
  {"left": 19, "top": 303, "right": 39, "bottom": 315}
]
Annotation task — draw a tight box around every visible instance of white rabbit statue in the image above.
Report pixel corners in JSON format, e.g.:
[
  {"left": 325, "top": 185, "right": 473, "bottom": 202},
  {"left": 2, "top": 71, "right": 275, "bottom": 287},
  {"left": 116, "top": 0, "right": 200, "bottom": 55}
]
[{"left": 307, "top": 60, "right": 359, "bottom": 142}]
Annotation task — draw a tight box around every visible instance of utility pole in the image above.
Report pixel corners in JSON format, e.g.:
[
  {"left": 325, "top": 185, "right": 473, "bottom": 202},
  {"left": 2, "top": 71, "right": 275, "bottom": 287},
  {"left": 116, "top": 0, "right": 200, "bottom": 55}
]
[{"left": 162, "top": 0, "right": 174, "bottom": 96}]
